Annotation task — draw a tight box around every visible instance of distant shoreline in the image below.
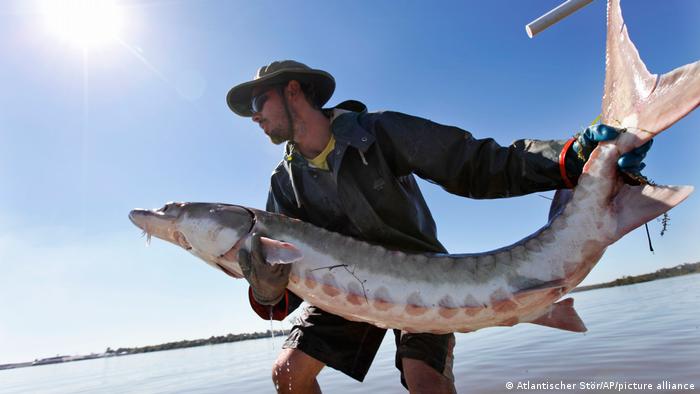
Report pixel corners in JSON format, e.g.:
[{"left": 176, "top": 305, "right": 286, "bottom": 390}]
[
  {"left": 571, "top": 261, "right": 699, "bottom": 293},
  {"left": 2, "top": 261, "right": 698, "bottom": 371},
  {"left": 0, "top": 330, "right": 288, "bottom": 371}
]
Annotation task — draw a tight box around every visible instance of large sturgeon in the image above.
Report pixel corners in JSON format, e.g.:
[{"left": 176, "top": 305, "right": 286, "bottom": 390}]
[{"left": 129, "top": 0, "right": 697, "bottom": 334}]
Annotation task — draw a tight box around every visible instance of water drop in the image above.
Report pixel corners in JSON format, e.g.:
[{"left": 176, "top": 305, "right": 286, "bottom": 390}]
[{"left": 269, "top": 308, "right": 276, "bottom": 350}]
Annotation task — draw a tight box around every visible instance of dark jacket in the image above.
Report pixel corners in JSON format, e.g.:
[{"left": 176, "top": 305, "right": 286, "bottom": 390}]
[{"left": 249, "top": 102, "right": 579, "bottom": 319}]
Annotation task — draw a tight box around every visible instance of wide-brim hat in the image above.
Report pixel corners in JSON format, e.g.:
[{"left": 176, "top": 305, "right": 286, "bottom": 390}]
[{"left": 226, "top": 60, "right": 335, "bottom": 117}]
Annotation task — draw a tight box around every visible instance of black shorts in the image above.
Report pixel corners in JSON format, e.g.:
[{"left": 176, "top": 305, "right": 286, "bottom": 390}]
[{"left": 282, "top": 305, "right": 455, "bottom": 388}]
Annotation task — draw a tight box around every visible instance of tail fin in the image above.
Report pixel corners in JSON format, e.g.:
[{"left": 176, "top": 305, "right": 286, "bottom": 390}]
[
  {"left": 603, "top": 0, "right": 700, "bottom": 147},
  {"left": 612, "top": 183, "right": 694, "bottom": 241}
]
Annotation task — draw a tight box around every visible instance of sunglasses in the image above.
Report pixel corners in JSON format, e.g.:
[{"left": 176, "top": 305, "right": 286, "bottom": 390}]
[
  {"left": 251, "top": 85, "right": 282, "bottom": 113},
  {"left": 251, "top": 91, "right": 269, "bottom": 114}
]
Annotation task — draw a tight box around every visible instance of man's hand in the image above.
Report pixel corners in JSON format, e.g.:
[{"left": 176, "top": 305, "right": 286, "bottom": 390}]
[
  {"left": 238, "top": 232, "right": 291, "bottom": 305},
  {"left": 573, "top": 123, "right": 652, "bottom": 182}
]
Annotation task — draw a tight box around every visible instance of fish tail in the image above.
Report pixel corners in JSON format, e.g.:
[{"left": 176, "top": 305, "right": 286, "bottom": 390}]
[{"left": 611, "top": 183, "right": 693, "bottom": 242}]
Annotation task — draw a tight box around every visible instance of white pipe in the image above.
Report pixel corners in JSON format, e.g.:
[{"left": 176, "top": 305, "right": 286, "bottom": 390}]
[{"left": 526, "top": 0, "right": 594, "bottom": 38}]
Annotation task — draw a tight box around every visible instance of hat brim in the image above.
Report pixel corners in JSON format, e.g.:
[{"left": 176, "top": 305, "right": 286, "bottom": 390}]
[{"left": 227, "top": 68, "right": 335, "bottom": 117}]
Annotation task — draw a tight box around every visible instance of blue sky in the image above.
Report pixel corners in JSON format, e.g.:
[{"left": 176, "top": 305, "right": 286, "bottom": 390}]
[{"left": 0, "top": 0, "right": 698, "bottom": 364}]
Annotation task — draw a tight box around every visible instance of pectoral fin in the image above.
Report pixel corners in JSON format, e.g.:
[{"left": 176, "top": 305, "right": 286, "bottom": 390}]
[
  {"left": 259, "top": 237, "right": 303, "bottom": 265},
  {"left": 529, "top": 298, "right": 587, "bottom": 333}
]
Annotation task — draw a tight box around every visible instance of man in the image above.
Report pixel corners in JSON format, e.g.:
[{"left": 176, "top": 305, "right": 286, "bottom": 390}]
[{"left": 226, "top": 60, "right": 649, "bottom": 393}]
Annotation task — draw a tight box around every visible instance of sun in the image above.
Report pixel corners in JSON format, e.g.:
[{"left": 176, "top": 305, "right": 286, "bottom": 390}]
[{"left": 41, "top": 0, "right": 125, "bottom": 48}]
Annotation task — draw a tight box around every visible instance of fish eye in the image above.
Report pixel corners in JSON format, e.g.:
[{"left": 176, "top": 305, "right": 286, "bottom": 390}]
[{"left": 160, "top": 204, "right": 169, "bottom": 213}]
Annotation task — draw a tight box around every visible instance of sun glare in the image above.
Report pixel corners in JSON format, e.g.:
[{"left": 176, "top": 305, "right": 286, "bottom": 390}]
[{"left": 41, "top": 0, "right": 124, "bottom": 48}]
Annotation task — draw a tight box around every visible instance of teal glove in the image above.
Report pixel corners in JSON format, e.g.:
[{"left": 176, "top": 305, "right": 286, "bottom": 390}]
[
  {"left": 573, "top": 124, "right": 652, "bottom": 183},
  {"left": 617, "top": 140, "right": 653, "bottom": 180}
]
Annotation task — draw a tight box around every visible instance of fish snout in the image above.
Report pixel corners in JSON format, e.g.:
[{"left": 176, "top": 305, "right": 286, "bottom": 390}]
[
  {"left": 128, "top": 209, "right": 149, "bottom": 230},
  {"left": 129, "top": 207, "right": 180, "bottom": 246}
]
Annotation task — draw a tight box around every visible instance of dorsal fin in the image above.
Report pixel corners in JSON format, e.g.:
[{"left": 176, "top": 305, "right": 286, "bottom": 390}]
[{"left": 529, "top": 298, "right": 587, "bottom": 332}]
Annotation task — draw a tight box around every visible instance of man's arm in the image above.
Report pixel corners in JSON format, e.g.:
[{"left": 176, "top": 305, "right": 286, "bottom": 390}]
[
  {"left": 367, "top": 111, "right": 581, "bottom": 199},
  {"left": 247, "top": 286, "right": 303, "bottom": 321}
]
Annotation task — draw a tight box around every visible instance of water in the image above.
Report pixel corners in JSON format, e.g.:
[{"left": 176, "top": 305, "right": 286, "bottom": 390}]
[{"left": 2, "top": 275, "right": 698, "bottom": 393}]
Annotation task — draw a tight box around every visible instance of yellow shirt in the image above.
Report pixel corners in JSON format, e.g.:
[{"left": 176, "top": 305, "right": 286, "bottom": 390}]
[{"left": 307, "top": 135, "right": 336, "bottom": 171}]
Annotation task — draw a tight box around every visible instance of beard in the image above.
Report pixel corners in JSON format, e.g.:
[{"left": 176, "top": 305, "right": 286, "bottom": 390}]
[
  {"left": 266, "top": 107, "right": 298, "bottom": 145},
  {"left": 267, "top": 125, "right": 293, "bottom": 145}
]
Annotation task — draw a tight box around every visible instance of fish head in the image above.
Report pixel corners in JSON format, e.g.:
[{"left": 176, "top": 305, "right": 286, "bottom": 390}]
[{"left": 129, "top": 202, "right": 254, "bottom": 275}]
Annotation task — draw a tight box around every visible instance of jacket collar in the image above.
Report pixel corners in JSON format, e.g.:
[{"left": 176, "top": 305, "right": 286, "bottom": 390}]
[
  {"left": 280, "top": 100, "right": 371, "bottom": 208},
  {"left": 328, "top": 100, "right": 374, "bottom": 153},
  {"left": 284, "top": 100, "right": 374, "bottom": 163}
]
